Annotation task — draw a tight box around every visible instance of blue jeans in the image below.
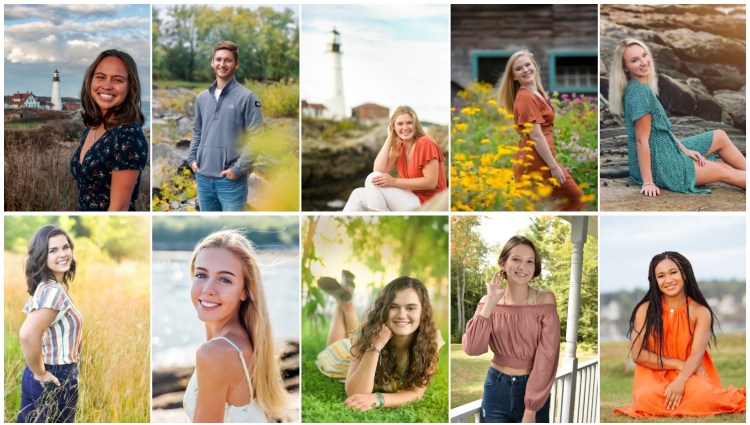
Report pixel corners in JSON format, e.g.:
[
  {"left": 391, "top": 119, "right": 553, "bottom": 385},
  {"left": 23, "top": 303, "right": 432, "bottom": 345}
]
[
  {"left": 18, "top": 364, "right": 78, "bottom": 423},
  {"left": 196, "top": 174, "right": 248, "bottom": 211},
  {"left": 481, "top": 367, "right": 551, "bottom": 423}
]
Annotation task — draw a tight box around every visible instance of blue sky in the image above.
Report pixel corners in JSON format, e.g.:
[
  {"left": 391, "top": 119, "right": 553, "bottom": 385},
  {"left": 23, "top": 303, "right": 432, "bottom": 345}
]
[
  {"left": 600, "top": 215, "right": 746, "bottom": 293},
  {"left": 4, "top": 4, "right": 150, "bottom": 100},
  {"left": 300, "top": 4, "right": 450, "bottom": 124}
]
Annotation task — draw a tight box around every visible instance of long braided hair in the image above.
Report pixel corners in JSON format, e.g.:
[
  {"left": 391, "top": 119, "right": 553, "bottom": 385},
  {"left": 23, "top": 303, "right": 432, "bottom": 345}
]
[{"left": 627, "top": 251, "right": 718, "bottom": 367}]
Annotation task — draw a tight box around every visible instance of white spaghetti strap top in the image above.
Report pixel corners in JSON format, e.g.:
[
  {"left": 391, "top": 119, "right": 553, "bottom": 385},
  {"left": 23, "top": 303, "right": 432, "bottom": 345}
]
[{"left": 183, "top": 336, "right": 268, "bottom": 423}]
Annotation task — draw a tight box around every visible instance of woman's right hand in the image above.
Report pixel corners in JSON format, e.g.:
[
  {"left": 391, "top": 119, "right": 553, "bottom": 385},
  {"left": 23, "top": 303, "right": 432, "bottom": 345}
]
[
  {"left": 486, "top": 272, "right": 504, "bottom": 303},
  {"left": 550, "top": 165, "right": 566, "bottom": 186},
  {"left": 34, "top": 371, "right": 61, "bottom": 387},
  {"left": 639, "top": 182, "right": 660, "bottom": 197},
  {"left": 373, "top": 323, "right": 393, "bottom": 350}
]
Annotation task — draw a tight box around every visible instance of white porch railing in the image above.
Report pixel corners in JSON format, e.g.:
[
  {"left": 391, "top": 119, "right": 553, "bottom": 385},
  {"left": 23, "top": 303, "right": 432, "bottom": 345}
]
[{"left": 450, "top": 358, "right": 599, "bottom": 423}]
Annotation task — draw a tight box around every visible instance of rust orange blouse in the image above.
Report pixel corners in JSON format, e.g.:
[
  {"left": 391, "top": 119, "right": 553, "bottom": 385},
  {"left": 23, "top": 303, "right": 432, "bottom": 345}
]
[
  {"left": 462, "top": 301, "right": 560, "bottom": 411},
  {"left": 396, "top": 136, "right": 447, "bottom": 204}
]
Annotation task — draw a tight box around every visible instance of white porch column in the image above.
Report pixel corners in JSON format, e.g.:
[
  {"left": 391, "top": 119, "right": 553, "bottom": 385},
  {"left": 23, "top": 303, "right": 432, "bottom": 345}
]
[{"left": 560, "top": 216, "right": 587, "bottom": 423}]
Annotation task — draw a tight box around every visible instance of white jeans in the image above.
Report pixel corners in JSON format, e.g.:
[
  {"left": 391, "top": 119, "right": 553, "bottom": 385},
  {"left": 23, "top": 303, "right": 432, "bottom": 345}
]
[{"left": 343, "top": 172, "right": 421, "bottom": 212}]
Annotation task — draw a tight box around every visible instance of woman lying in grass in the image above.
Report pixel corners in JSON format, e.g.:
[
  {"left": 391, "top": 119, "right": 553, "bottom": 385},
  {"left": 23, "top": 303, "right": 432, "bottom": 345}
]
[{"left": 316, "top": 273, "right": 443, "bottom": 411}]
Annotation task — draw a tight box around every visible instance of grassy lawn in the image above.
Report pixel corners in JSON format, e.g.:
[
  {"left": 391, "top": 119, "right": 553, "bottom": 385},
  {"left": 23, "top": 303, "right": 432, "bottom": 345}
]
[
  {"left": 600, "top": 334, "right": 746, "bottom": 423},
  {"left": 301, "top": 319, "right": 448, "bottom": 423},
  {"left": 450, "top": 343, "right": 599, "bottom": 409}
]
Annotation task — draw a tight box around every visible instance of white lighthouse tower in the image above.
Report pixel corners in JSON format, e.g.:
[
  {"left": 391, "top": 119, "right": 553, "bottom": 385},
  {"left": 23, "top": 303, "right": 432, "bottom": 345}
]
[
  {"left": 51, "top": 69, "right": 62, "bottom": 111},
  {"left": 324, "top": 28, "right": 346, "bottom": 120}
]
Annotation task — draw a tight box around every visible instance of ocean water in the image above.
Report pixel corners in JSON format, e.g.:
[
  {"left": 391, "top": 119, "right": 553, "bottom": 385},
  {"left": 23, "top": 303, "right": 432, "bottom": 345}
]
[
  {"left": 142, "top": 100, "right": 150, "bottom": 129},
  {"left": 151, "top": 250, "right": 300, "bottom": 369}
]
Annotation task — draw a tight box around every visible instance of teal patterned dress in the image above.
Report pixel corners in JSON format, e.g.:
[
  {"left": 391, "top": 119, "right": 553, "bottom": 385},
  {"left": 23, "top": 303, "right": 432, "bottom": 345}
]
[{"left": 624, "top": 79, "right": 714, "bottom": 193}]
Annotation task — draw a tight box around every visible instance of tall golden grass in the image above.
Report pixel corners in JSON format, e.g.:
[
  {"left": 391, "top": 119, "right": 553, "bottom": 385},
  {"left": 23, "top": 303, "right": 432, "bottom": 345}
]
[
  {"left": 4, "top": 253, "right": 151, "bottom": 422},
  {"left": 4, "top": 126, "right": 150, "bottom": 211}
]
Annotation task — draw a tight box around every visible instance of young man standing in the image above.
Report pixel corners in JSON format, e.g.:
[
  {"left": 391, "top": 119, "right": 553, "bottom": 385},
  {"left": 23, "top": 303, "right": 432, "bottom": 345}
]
[{"left": 188, "top": 40, "right": 263, "bottom": 211}]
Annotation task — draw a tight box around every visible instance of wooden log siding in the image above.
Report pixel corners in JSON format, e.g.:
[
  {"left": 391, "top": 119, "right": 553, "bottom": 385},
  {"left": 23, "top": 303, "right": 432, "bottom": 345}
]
[{"left": 451, "top": 5, "right": 598, "bottom": 90}]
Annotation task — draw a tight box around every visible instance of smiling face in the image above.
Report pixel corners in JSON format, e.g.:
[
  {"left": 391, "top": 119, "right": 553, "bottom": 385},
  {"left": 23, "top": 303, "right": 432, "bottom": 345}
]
[
  {"left": 622, "top": 43, "right": 651, "bottom": 82},
  {"left": 511, "top": 54, "right": 537, "bottom": 87},
  {"left": 90, "top": 56, "right": 129, "bottom": 115},
  {"left": 501, "top": 243, "right": 536, "bottom": 287},
  {"left": 212, "top": 48, "right": 239, "bottom": 81},
  {"left": 190, "top": 247, "right": 247, "bottom": 324},
  {"left": 386, "top": 287, "right": 422, "bottom": 337},
  {"left": 393, "top": 112, "right": 416, "bottom": 142},
  {"left": 46, "top": 234, "right": 73, "bottom": 282},
  {"left": 654, "top": 258, "right": 686, "bottom": 299}
]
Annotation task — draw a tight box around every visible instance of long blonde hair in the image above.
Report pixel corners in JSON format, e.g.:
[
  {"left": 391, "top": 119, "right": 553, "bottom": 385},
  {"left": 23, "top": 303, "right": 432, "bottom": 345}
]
[
  {"left": 190, "top": 229, "right": 291, "bottom": 418},
  {"left": 498, "top": 50, "right": 548, "bottom": 112},
  {"left": 389, "top": 105, "right": 428, "bottom": 155},
  {"left": 608, "top": 38, "right": 659, "bottom": 115}
]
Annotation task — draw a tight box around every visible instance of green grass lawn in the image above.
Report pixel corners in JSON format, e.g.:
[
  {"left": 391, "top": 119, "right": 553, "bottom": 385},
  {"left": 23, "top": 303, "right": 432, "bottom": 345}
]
[
  {"left": 600, "top": 333, "right": 746, "bottom": 423},
  {"left": 301, "top": 319, "right": 448, "bottom": 423},
  {"left": 450, "top": 343, "right": 599, "bottom": 409}
]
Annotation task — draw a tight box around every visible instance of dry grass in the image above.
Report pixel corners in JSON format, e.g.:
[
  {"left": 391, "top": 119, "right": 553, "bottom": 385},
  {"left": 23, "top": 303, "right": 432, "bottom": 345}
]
[
  {"left": 4, "top": 126, "right": 149, "bottom": 211},
  {"left": 4, "top": 252, "right": 151, "bottom": 422}
]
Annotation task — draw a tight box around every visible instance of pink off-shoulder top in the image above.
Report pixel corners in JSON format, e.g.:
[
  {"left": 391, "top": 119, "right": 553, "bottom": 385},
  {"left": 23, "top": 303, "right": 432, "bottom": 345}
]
[{"left": 462, "top": 300, "right": 560, "bottom": 412}]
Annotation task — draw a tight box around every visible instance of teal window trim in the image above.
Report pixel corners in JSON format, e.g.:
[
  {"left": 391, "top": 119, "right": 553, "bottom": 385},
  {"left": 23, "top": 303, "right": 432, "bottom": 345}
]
[
  {"left": 470, "top": 50, "right": 513, "bottom": 81},
  {"left": 548, "top": 50, "right": 598, "bottom": 93}
]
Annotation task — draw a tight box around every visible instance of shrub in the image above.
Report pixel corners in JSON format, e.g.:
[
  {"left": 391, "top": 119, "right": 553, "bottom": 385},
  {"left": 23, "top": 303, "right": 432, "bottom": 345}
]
[{"left": 451, "top": 82, "right": 597, "bottom": 211}]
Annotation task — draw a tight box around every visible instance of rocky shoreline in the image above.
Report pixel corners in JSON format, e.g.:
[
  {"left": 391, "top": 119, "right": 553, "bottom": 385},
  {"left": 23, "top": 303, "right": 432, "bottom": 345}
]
[{"left": 599, "top": 5, "right": 746, "bottom": 210}]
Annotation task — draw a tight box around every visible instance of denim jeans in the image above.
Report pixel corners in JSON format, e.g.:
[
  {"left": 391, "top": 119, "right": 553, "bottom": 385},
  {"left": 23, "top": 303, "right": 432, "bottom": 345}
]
[
  {"left": 196, "top": 173, "right": 248, "bottom": 211},
  {"left": 18, "top": 364, "right": 78, "bottom": 423},
  {"left": 480, "top": 367, "right": 551, "bottom": 423}
]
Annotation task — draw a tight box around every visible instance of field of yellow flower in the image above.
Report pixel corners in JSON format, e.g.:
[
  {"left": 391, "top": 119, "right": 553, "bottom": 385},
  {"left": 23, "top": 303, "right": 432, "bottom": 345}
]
[{"left": 451, "top": 82, "right": 597, "bottom": 211}]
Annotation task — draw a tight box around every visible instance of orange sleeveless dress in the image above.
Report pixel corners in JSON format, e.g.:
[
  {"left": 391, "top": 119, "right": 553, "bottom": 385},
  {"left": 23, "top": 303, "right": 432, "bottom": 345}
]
[{"left": 615, "top": 298, "right": 746, "bottom": 418}]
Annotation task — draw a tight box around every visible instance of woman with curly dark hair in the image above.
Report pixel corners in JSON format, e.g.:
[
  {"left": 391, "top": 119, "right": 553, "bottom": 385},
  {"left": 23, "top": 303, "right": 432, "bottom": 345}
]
[
  {"left": 71, "top": 49, "right": 148, "bottom": 211},
  {"left": 315, "top": 273, "right": 443, "bottom": 411},
  {"left": 615, "top": 251, "right": 745, "bottom": 418},
  {"left": 463, "top": 235, "right": 560, "bottom": 423}
]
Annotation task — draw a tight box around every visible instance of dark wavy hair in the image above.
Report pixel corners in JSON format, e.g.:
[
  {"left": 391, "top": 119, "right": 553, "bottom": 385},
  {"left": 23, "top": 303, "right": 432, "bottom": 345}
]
[
  {"left": 80, "top": 49, "right": 144, "bottom": 130},
  {"left": 353, "top": 276, "right": 439, "bottom": 390},
  {"left": 627, "top": 251, "right": 718, "bottom": 368},
  {"left": 24, "top": 225, "right": 76, "bottom": 296},
  {"left": 497, "top": 235, "right": 542, "bottom": 278}
]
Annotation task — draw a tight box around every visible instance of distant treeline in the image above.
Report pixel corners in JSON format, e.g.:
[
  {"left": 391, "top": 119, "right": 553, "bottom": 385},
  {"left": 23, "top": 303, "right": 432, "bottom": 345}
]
[
  {"left": 152, "top": 216, "right": 299, "bottom": 251},
  {"left": 601, "top": 280, "right": 746, "bottom": 306},
  {"left": 153, "top": 5, "right": 299, "bottom": 83}
]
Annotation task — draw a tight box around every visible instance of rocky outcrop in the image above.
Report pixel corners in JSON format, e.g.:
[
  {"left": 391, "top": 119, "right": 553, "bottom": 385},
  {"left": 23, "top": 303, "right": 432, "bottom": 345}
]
[
  {"left": 599, "top": 5, "right": 746, "bottom": 211},
  {"left": 301, "top": 120, "right": 449, "bottom": 211},
  {"left": 600, "top": 5, "right": 746, "bottom": 130}
]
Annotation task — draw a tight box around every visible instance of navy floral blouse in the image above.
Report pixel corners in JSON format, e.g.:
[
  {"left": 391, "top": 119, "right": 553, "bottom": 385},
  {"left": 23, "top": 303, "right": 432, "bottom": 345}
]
[{"left": 70, "top": 123, "right": 148, "bottom": 211}]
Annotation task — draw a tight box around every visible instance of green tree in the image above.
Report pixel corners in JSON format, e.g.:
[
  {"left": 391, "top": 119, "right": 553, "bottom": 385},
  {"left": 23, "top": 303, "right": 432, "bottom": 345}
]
[{"left": 450, "top": 216, "right": 488, "bottom": 342}]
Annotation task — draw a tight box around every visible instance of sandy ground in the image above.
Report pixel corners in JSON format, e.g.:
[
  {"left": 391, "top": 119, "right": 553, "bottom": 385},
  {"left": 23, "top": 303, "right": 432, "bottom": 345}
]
[{"left": 600, "top": 178, "right": 746, "bottom": 212}]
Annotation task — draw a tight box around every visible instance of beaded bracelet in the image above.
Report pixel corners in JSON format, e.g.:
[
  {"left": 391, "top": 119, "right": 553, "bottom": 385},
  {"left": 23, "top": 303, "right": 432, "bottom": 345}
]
[
  {"left": 369, "top": 344, "right": 382, "bottom": 354},
  {"left": 374, "top": 392, "right": 385, "bottom": 408}
]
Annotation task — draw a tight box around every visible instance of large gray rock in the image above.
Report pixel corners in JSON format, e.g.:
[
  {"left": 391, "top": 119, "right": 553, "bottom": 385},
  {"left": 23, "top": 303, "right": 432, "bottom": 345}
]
[
  {"left": 684, "top": 78, "right": 724, "bottom": 123},
  {"left": 713, "top": 89, "right": 747, "bottom": 130},
  {"left": 661, "top": 28, "right": 746, "bottom": 68},
  {"left": 658, "top": 74, "right": 696, "bottom": 116},
  {"left": 152, "top": 143, "right": 186, "bottom": 188},
  {"left": 682, "top": 62, "right": 746, "bottom": 92}
]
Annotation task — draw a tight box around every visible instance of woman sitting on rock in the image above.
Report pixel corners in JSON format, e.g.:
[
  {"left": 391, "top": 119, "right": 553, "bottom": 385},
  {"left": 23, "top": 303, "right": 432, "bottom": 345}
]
[
  {"left": 608, "top": 38, "right": 745, "bottom": 197},
  {"left": 343, "top": 106, "right": 447, "bottom": 211}
]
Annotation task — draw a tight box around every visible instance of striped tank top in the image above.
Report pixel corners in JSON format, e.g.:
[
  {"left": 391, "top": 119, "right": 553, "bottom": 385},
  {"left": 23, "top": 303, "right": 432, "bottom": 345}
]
[{"left": 23, "top": 280, "right": 83, "bottom": 365}]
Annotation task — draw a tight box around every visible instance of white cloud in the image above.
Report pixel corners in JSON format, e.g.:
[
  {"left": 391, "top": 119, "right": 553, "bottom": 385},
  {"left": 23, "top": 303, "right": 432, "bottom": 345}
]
[{"left": 300, "top": 5, "right": 450, "bottom": 124}]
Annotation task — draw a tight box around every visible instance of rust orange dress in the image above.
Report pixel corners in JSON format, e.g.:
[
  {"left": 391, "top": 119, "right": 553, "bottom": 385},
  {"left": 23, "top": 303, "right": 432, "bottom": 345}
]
[
  {"left": 513, "top": 88, "right": 583, "bottom": 211},
  {"left": 615, "top": 298, "right": 746, "bottom": 418}
]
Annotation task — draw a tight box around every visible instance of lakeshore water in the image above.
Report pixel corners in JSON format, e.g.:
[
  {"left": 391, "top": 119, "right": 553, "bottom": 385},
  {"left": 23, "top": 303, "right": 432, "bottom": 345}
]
[{"left": 151, "top": 250, "right": 299, "bottom": 369}]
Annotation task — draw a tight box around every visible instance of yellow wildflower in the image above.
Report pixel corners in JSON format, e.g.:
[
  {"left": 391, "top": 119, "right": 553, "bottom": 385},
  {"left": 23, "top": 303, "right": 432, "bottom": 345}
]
[
  {"left": 455, "top": 123, "right": 467, "bottom": 131},
  {"left": 487, "top": 99, "right": 498, "bottom": 106},
  {"left": 480, "top": 138, "right": 490, "bottom": 144}
]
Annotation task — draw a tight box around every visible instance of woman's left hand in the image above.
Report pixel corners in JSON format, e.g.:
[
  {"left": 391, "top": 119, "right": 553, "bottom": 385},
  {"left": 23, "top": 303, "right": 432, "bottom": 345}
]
[
  {"left": 521, "top": 409, "right": 536, "bottom": 423},
  {"left": 663, "top": 377, "right": 686, "bottom": 410},
  {"left": 685, "top": 149, "right": 706, "bottom": 166},
  {"left": 372, "top": 173, "right": 397, "bottom": 188},
  {"left": 344, "top": 393, "right": 379, "bottom": 412}
]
